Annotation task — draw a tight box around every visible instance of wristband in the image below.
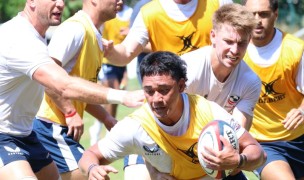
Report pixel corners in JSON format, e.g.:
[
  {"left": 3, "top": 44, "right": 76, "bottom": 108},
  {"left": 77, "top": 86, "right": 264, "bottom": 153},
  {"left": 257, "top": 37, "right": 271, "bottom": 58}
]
[
  {"left": 64, "top": 110, "right": 77, "bottom": 118},
  {"left": 106, "top": 89, "right": 127, "bottom": 104},
  {"left": 237, "top": 154, "right": 247, "bottom": 168},
  {"left": 87, "top": 164, "right": 98, "bottom": 176}
]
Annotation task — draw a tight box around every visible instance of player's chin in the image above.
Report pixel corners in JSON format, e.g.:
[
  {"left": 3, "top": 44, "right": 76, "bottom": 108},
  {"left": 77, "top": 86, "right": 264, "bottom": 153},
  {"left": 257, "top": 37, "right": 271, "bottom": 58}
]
[{"left": 49, "top": 18, "right": 62, "bottom": 26}]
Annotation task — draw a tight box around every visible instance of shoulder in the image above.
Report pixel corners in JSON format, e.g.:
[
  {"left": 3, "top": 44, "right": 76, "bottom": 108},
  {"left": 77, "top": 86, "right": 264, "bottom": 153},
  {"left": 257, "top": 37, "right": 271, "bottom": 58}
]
[
  {"left": 238, "top": 61, "right": 261, "bottom": 83},
  {"left": 53, "top": 20, "right": 85, "bottom": 39}
]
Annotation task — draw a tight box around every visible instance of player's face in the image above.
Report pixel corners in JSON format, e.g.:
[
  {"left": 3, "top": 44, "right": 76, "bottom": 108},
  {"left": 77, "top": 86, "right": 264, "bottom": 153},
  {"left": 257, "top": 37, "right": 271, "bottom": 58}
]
[
  {"left": 142, "top": 74, "right": 184, "bottom": 125},
  {"left": 244, "top": 0, "right": 278, "bottom": 46},
  {"left": 98, "top": 0, "right": 123, "bottom": 21},
  {"left": 211, "top": 23, "right": 250, "bottom": 69},
  {"left": 36, "top": 0, "right": 64, "bottom": 27}
]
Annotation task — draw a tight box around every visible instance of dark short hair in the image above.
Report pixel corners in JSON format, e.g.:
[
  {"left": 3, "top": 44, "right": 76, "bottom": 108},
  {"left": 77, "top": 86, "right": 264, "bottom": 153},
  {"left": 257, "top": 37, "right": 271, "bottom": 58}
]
[
  {"left": 139, "top": 51, "right": 188, "bottom": 83},
  {"left": 241, "top": 0, "right": 278, "bottom": 11}
]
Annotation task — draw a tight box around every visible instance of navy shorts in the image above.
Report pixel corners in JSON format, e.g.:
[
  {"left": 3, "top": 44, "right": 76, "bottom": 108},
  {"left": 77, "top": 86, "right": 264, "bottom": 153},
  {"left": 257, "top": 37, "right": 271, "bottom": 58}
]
[
  {"left": 0, "top": 131, "right": 53, "bottom": 172},
  {"left": 33, "top": 118, "right": 84, "bottom": 173},
  {"left": 123, "top": 154, "right": 145, "bottom": 169},
  {"left": 256, "top": 134, "right": 304, "bottom": 178},
  {"left": 99, "top": 64, "right": 126, "bottom": 83}
]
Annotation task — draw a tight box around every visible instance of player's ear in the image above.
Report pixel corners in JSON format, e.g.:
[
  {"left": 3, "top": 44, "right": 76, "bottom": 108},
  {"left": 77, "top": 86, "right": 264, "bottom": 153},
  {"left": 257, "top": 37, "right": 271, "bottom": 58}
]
[
  {"left": 178, "top": 78, "right": 186, "bottom": 92},
  {"left": 210, "top": 29, "right": 216, "bottom": 47}
]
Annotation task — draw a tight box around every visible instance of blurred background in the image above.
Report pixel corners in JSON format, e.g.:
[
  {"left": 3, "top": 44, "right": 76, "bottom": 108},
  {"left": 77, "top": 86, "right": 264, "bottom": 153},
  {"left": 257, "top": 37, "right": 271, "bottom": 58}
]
[{"left": 1, "top": 0, "right": 304, "bottom": 38}]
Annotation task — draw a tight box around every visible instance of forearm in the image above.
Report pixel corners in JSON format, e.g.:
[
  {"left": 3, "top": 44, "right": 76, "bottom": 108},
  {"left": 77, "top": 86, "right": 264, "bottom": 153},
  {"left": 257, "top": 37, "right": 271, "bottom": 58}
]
[
  {"left": 79, "top": 149, "right": 102, "bottom": 176},
  {"left": 78, "top": 145, "right": 113, "bottom": 176},
  {"left": 238, "top": 135, "right": 266, "bottom": 171},
  {"left": 34, "top": 64, "right": 132, "bottom": 106},
  {"left": 105, "top": 42, "right": 143, "bottom": 66},
  {"left": 45, "top": 87, "right": 76, "bottom": 115},
  {"left": 105, "top": 44, "right": 132, "bottom": 66},
  {"left": 85, "top": 104, "right": 118, "bottom": 130}
]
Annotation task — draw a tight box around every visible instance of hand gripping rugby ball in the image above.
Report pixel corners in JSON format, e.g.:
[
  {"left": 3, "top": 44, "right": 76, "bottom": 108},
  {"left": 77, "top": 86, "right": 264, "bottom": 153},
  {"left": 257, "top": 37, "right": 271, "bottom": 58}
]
[{"left": 197, "top": 120, "right": 239, "bottom": 179}]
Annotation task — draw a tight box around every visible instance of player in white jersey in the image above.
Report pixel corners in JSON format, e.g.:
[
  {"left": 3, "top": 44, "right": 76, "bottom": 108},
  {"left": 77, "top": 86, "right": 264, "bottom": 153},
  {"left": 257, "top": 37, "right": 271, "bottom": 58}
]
[
  {"left": 0, "top": 0, "right": 143, "bottom": 179},
  {"left": 182, "top": 46, "right": 261, "bottom": 130},
  {"left": 78, "top": 50, "right": 266, "bottom": 180},
  {"left": 126, "top": 2, "right": 261, "bottom": 179}
]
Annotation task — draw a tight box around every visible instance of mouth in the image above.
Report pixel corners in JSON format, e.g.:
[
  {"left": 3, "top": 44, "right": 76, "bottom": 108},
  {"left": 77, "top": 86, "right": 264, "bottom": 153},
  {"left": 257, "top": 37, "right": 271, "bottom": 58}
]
[
  {"left": 226, "top": 55, "right": 238, "bottom": 61},
  {"left": 52, "top": 12, "right": 62, "bottom": 19},
  {"left": 254, "top": 26, "right": 264, "bottom": 33},
  {"left": 153, "top": 106, "right": 166, "bottom": 114}
]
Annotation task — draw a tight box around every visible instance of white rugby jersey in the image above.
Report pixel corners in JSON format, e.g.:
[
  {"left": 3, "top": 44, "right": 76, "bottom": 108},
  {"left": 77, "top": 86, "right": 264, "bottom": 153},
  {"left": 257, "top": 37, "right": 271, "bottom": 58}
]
[{"left": 182, "top": 46, "right": 261, "bottom": 116}]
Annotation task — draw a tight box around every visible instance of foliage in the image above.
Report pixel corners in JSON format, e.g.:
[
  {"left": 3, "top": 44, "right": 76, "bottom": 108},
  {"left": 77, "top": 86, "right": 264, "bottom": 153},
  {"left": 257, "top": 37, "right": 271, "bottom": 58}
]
[{"left": 0, "top": 0, "right": 24, "bottom": 23}]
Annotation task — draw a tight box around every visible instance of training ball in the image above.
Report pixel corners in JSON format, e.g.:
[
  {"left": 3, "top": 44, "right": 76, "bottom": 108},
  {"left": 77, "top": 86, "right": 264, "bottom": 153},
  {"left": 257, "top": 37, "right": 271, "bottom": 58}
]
[{"left": 197, "top": 120, "right": 239, "bottom": 179}]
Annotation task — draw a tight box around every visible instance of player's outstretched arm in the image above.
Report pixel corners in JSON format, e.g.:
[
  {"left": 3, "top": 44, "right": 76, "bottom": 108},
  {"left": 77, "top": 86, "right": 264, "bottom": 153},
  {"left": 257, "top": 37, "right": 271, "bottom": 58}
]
[
  {"left": 33, "top": 62, "right": 145, "bottom": 106},
  {"left": 103, "top": 38, "right": 144, "bottom": 66},
  {"left": 78, "top": 144, "right": 118, "bottom": 179}
]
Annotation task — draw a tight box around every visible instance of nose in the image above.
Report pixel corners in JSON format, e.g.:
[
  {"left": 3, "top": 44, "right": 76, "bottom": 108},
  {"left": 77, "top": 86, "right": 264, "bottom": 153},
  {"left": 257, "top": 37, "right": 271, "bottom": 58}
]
[
  {"left": 253, "top": 12, "right": 262, "bottom": 24},
  {"left": 153, "top": 91, "right": 163, "bottom": 103},
  {"left": 117, "top": 0, "right": 123, "bottom": 5},
  {"left": 56, "top": 0, "right": 65, "bottom": 9},
  {"left": 230, "top": 43, "right": 238, "bottom": 55}
]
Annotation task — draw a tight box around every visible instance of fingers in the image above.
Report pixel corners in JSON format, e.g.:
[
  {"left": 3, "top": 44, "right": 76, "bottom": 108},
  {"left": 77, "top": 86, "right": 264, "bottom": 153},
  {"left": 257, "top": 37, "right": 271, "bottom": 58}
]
[
  {"left": 89, "top": 165, "right": 118, "bottom": 180},
  {"left": 283, "top": 108, "right": 304, "bottom": 130},
  {"left": 123, "top": 90, "right": 145, "bottom": 108},
  {"left": 66, "top": 114, "right": 84, "bottom": 142}
]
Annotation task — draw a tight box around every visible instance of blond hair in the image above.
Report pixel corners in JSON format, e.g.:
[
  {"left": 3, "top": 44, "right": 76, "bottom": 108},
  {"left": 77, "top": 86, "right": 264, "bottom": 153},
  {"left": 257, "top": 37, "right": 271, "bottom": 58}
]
[{"left": 212, "top": 3, "right": 257, "bottom": 36}]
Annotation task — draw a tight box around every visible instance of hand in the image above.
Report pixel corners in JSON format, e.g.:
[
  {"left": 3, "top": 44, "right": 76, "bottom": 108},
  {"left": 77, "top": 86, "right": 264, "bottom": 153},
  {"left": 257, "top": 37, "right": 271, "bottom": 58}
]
[
  {"left": 201, "top": 136, "right": 239, "bottom": 170},
  {"left": 66, "top": 112, "right": 84, "bottom": 142},
  {"left": 282, "top": 108, "right": 304, "bottom": 130},
  {"left": 88, "top": 165, "right": 118, "bottom": 180},
  {"left": 122, "top": 90, "right": 145, "bottom": 108},
  {"left": 102, "top": 38, "right": 114, "bottom": 58}
]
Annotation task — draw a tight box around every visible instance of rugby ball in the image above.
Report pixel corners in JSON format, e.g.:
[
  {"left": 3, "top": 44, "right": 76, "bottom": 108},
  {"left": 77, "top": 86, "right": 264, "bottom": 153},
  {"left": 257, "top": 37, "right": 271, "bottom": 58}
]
[{"left": 197, "top": 120, "right": 239, "bottom": 179}]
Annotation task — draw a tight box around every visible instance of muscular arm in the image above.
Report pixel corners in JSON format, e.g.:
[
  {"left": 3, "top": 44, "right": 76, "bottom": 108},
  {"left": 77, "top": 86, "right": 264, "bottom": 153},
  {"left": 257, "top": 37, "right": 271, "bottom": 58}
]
[
  {"left": 33, "top": 62, "right": 114, "bottom": 104},
  {"left": 103, "top": 39, "right": 144, "bottom": 66},
  {"left": 85, "top": 104, "right": 118, "bottom": 131},
  {"left": 78, "top": 144, "right": 118, "bottom": 178}
]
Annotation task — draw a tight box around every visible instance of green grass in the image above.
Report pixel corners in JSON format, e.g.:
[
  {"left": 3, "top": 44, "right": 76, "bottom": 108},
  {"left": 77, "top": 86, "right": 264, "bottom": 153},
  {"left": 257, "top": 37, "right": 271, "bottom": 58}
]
[{"left": 80, "top": 78, "right": 259, "bottom": 180}]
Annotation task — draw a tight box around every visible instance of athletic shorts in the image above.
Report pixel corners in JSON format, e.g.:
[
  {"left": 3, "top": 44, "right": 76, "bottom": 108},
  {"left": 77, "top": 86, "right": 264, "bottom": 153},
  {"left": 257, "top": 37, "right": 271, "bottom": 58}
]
[
  {"left": 99, "top": 64, "right": 126, "bottom": 83},
  {"left": 124, "top": 154, "right": 247, "bottom": 179},
  {"left": 0, "top": 131, "right": 53, "bottom": 173},
  {"left": 33, "top": 118, "right": 84, "bottom": 173},
  {"left": 256, "top": 134, "right": 304, "bottom": 178},
  {"left": 124, "top": 154, "right": 145, "bottom": 169}
]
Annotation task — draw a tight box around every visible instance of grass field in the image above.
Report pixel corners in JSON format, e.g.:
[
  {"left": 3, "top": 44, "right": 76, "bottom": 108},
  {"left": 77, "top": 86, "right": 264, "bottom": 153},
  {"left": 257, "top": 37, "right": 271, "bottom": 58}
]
[{"left": 80, "top": 78, "right": 259, "bottom": 180}]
